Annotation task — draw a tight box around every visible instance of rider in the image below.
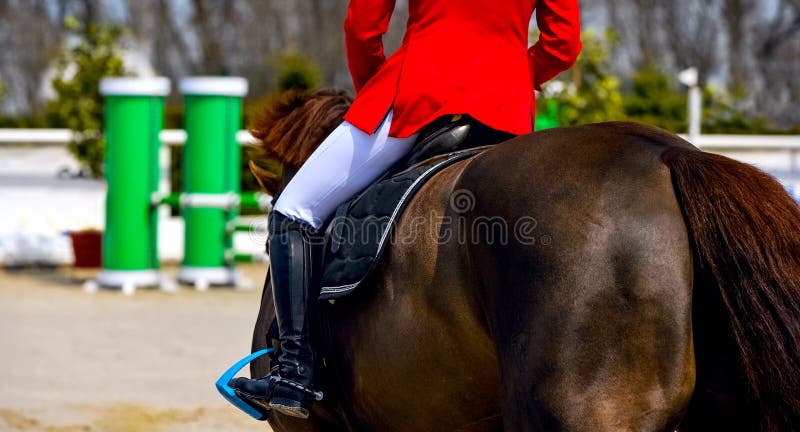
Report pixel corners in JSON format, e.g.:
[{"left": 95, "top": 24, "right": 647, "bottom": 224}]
[{"left": 234, "top": 0, "right": 581, "bottom": 419}]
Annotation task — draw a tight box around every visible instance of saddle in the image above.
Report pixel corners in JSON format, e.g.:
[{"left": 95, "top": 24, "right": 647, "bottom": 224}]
[{"left": 317, "top": 114, "right": 514, "bottom": 300}]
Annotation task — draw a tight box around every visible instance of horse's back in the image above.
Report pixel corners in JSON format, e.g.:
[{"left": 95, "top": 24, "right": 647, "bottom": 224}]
[{"left": 454, "top": 122, "right": 696, "bottom": 431}]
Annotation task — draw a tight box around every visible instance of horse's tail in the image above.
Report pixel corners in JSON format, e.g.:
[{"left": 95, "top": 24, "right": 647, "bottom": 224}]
[{"left": 662, "top": 146, "right": 800, "bottom": 431}]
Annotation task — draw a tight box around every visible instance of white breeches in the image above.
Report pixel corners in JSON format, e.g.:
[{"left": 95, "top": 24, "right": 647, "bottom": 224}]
[{"left": 273, "top": 109, "right": 418, "bottom": 229}]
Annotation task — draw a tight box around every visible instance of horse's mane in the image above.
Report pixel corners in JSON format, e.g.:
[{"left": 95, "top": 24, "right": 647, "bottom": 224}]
[{"left": 249, "top": 88, "right": 353, "bottom": 195}]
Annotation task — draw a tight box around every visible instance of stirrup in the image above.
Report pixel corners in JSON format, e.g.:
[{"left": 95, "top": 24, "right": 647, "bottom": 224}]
[{"left": 215, "top": 349, "right": 274, "bottom": 421}]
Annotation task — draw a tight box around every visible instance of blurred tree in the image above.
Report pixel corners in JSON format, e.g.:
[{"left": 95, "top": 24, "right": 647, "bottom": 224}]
[
  {"left": 663, "top": 0, "right": 721, "bottom": 85},
  {"left": 722, "top": 0, "right": 757, "bottom": 90},
  {"left": 759, "top": 0, "right": 800, "bottom": 58},
  {"left": 0, "top": 0, "right": 60, "bottom": 115},
  {"left": 623, "top": 67, "right": 687, "bottom": 132},
  {"left": 0, "top": 79, "right": 6, "bottom": 125},
  {"left": 755, "top": 0, "right": 800, "bottom": 128},
  {"left": 46, "top": 16, "right": 126, "bottom": 178},
  {"left": 276, "top": 52, "right": 321, "bottom": 93},
  {"left": 190, "top": 0, "right": 226, "bottom": 75},
  {"left": 538, "top": 30, "right": 625, "bottom": 126},
  {"left": 702, "top": 86, "right": 775, "bottom": 134}
]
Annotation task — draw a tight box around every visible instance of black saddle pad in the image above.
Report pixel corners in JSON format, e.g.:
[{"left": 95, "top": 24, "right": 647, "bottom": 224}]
[{"left": 318, "top": 148, "right": 486, "bottom": 300}]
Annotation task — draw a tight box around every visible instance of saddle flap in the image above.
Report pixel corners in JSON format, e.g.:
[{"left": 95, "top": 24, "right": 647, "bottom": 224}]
[{"left": 318, "top": 147, "right": 488, "bottom": 300}]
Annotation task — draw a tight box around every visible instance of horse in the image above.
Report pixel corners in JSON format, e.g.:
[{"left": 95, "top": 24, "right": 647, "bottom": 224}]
[{"left": 245, "top": 89, "right": 800, "bottom": 432}]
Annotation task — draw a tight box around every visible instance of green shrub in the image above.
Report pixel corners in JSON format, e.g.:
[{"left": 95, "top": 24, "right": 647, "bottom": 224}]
[
  {"left": 537, "top": 30, "right": 625, "bottom": 127},
  {"left": 276, "top": 52, "right": 320, "bottom": 93},
  {"left": 702, "top": 86, "right": 777, "bottom": 134},
  {"left": 623, "top": 67, "right": 687, "bottom": 133},
  {"left": 46, "top": 16, "right": 126, "bottom": 178}
]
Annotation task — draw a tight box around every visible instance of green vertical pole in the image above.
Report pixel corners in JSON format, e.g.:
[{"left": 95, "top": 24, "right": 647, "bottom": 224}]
[
  {"left": 177, "top": 77, "right": 248, "bottom": 289},
  {"left": 97, "top": 77, "right": 170, "bottom": 294},
  {"left": 225, "top": 96, "right": 242, "bottom": 261}
]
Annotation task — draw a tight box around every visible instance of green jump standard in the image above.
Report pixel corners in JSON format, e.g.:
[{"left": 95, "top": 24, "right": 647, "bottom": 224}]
[
  {"left": 97, "top": 77, "right": 171, "bottom": 292},
  {"left": 177, "top": 77, "right": 248, "bottom": 289}
]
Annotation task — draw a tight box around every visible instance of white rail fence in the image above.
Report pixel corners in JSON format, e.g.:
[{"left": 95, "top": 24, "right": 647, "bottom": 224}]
[
  {"left": 0, "top": 128, "right": 258, "bottom": 146},
  {"left": 3, "top": 127, "right": 800, "bottom": 191},
  {"left": 3, "top": 127, "right": 799, "bottom": 149}
]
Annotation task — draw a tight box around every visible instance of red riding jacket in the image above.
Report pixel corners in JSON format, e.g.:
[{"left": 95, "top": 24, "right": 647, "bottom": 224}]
[{"left": 342, "top": 0, "right": 582, "bottom": 138}]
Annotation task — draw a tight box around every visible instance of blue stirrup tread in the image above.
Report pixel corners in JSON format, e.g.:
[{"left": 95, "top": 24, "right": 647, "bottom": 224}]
[{"left": 215, "top": 349, "right": 273, "bottom": 421}]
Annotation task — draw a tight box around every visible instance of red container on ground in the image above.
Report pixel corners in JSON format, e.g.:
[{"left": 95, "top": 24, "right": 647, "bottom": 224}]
[{"left": 70, "top": 230, "right": 103, "bottom": 268}]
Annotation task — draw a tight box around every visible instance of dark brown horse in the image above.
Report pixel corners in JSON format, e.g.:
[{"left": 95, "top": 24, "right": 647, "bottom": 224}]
[{"left": 246, "top": 89, "right": 800, "bottom": 432}]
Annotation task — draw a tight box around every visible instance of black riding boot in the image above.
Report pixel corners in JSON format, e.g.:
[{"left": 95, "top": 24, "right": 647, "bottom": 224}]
[
  {"left": 265, "top": 210, "right": 320, "bottom": 418},
  {"left": 228, "top": 211, "right": 321, "bottom": 419}
]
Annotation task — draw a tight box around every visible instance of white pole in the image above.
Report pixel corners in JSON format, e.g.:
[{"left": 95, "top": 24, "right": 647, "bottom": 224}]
[
  {"left": 158, "top": 145, "right": 172, "bottom": 239},
  {"left": 678, "top": 67, "right": 702, "bottom": 143},
  {"left": 688, "top": 86, "right": 702, "bottom": 143}
]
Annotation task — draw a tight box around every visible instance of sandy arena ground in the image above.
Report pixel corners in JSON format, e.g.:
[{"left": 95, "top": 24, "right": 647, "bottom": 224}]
[{"left": 0, "top": 264, "right": 273, "bottom": 432}]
